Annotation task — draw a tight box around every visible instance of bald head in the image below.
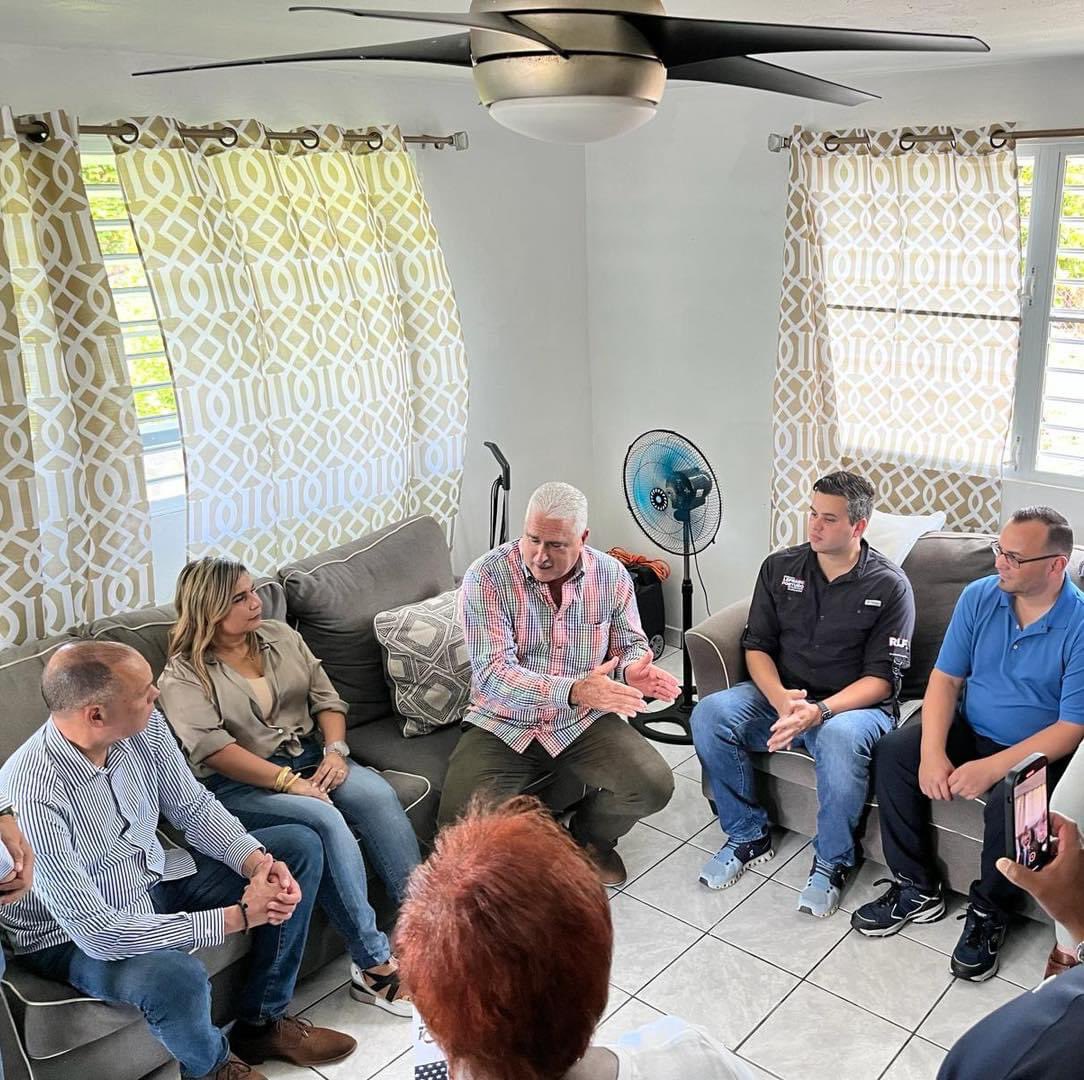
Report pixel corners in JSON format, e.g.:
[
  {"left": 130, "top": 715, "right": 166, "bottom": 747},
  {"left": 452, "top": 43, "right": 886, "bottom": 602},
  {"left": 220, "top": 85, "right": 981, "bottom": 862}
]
[{"left": 42, "top": 641, "right": 143, "bottom": 714}]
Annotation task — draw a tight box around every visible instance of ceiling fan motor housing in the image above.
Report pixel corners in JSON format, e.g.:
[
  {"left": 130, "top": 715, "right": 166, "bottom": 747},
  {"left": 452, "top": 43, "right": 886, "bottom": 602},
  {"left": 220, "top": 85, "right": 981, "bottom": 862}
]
[{"left": 468, "top": 0, "right": 667, "bottom": 107}]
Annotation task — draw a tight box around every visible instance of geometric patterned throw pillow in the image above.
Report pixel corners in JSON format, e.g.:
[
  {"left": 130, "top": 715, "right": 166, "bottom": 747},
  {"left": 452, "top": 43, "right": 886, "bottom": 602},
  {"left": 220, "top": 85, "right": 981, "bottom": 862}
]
[{"left": 373, "top": 589, "right": 471, "bottom": 738}]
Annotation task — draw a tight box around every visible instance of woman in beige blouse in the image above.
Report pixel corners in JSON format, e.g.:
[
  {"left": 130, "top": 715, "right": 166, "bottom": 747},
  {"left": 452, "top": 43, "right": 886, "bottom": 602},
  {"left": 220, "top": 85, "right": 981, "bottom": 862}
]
[{"left": 159, "top": 557, "right": 420, "bottom": 1018}]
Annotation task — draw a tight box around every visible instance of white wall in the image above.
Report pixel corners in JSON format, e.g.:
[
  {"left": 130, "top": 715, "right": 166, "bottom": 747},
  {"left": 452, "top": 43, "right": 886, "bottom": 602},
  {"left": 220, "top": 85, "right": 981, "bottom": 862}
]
[
  {"left": 0, "top": 42, "right": 593, "bottom": 595},
  {"left": 585, "top": 55, "right": 1084, "bottom": 629}
]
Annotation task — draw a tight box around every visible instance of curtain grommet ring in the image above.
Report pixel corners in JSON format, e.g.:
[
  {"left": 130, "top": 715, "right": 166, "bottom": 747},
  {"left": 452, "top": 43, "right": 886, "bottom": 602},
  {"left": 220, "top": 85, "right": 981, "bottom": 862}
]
[
  {"left": 990, "top": 129, "right": 1010, "bottom": 150},
  {"left": 118, "top": 122, "right": 140, "bottom": 145},
  {"left": 24, "top": 120, "right": 50, "bottom": 144},
  {"left": 823, "top": 135, "right": 840, "bottom": 153},
  {"left": 218, "top": 126, "right": 239, "bottom": 148},
  {"left": 366, "top": 129, "right": 384, "bottom": 151},
  {"left": 898, "top": 132, "right": 917, "bottom": 151},
  {"left": 300, "top": 129, "right": 320, "bottom": 150}
]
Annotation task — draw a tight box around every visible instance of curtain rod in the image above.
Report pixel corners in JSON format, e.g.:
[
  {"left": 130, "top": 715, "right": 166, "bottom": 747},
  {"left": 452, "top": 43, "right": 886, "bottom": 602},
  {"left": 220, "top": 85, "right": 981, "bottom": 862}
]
[
  {"left": 767, "top": 126, "right": 1084, "bottom": 153},
  {"left": 13, "top": 118, "right": 469, "bottom": 151}
]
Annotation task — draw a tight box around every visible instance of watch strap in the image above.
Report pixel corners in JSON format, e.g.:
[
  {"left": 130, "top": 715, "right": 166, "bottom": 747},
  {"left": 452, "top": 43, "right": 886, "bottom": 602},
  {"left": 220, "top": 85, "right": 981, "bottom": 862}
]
[{"left": 323, "top": 740, "right": 351, "bottom": 757}]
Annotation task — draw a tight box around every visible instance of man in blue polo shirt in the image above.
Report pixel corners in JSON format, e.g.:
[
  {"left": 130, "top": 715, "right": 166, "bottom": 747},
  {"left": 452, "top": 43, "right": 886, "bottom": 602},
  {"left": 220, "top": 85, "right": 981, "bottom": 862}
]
[{"left": 853, "top": 506, "right": 1084, "bottom": 981}]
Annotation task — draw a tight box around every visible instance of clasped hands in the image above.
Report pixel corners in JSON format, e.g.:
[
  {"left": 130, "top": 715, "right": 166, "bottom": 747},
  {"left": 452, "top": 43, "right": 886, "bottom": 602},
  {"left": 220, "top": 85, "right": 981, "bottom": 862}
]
[
  {"left": 571, "top": 653, "right": 681, "bottom": 715},
  {"left": 919, "top": 749, "right": 1003, "bottom": 801},
  {"left": 240, "top": 850, "right": 303, "bottom": 928},
  {"left": 766, "top": 688, "right": 822, "bottom": 752}
]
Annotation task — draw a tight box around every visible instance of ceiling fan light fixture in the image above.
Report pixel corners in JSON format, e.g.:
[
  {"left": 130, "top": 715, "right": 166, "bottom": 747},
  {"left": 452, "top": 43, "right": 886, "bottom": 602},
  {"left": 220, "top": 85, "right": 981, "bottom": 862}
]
[{"left": 487, "top": 95, "right": 657, "bottom": 143}]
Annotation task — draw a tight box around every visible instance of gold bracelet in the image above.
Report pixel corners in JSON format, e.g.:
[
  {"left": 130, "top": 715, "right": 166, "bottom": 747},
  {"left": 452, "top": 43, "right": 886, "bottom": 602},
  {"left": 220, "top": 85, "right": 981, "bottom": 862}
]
[
  {"left": 282, "top": 772, "right": 301, "bottom": 793},
  {"left": 273, "top": 765, "right": 292, "bottom": 793}
]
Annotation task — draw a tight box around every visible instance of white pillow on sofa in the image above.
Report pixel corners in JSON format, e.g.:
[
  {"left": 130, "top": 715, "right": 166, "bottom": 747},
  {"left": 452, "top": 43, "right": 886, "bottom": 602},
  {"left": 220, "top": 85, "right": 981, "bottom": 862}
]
[{"left": 864, "top": 509, "right": 947, "bottom": 567}]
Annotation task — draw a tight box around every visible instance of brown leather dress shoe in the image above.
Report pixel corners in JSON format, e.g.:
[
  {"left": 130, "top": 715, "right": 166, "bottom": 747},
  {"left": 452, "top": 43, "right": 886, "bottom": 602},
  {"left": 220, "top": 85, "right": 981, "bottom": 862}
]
[
  {"left": 199, "top": 1053, "right": 266, "bottom": 1080},
  {"left": 1044, "top": 944, "right": 1080, "bottom": 980},
  {"left": 230, "top": 1015, "right": 357, "bottom": 1067},
  {"left": 587, "top": 844, "right": 628, "bottom": 887}
]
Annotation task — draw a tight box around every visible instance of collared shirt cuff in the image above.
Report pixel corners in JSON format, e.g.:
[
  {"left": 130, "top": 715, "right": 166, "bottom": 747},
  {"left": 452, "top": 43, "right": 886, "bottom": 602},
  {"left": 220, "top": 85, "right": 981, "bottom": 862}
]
[
  {"left": 552, "top": 676, "right": 578, "bottom": 709},
  {"left": 617, "top": 650, "right": 650, "bottom": 683},
  {"left": 191, "top": 907, "right": 226, "bottom": 950},
  {"left": 225, "top": 834, "right": 265, "bottom": 877}
]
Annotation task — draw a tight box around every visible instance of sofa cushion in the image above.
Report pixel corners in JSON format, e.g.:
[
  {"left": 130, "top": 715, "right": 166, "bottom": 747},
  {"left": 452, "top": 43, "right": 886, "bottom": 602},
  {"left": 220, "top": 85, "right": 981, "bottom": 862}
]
[
  {"left": 278, "top": 517, "right": 455, "bottom": 727},
  {"left": 374, "top": 589, "right": 470, "bottom": 738},
  {"left": 2, "top": 934, "right": 251, "bottom": 1060},
  {"left": 898, "top": 532, "right": 997, "bottom": 699},
  {"left": 0, "top": 634, "right": 80, "bottom": 762}
]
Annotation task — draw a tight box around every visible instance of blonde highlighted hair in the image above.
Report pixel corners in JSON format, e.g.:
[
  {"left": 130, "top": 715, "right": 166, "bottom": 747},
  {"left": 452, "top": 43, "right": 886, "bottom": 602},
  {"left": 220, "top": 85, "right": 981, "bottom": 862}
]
[{"left": 169, "top": 556, "right": 258, "bottom": 697}]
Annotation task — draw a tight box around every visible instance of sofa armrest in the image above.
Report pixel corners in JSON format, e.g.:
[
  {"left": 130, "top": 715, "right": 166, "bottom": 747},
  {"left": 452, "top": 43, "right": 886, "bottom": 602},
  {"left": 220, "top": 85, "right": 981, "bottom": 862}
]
[{"left": 685, "top": 596, "right": 751, "bottom": 700}]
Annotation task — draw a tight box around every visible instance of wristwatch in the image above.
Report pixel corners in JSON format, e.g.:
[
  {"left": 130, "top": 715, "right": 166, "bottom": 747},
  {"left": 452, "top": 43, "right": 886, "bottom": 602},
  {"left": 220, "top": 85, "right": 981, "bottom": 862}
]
[
  {"left": 0, "top": 806, "right": 16, "bottom": 819},
  {"left": 1075, "top": 940, "right": 1084, "bottom": 966},
  {"left": 814, "top": 701, "right": 833, "bottom": 723},
  {"left": 323, "top": 740, "right": 351, "bottom": 758}
]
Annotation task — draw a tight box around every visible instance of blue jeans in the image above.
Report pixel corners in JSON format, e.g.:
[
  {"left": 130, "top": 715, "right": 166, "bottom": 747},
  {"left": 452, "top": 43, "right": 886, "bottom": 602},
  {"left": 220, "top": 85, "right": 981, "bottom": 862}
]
[
  {"left": 19, "top": 824, "right": 322, "bottom": 1079},
  {"left": 206, "top": 739, "right": 420, "bottom": 970},
  {"left": 691, "top": 681, "right": 894, "bottom": 866}
]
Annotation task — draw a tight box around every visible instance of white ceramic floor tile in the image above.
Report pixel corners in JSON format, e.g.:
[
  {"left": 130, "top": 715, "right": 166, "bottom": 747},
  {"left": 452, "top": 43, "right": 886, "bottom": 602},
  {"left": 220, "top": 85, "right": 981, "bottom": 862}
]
[
  {"left": 916, "top": 977, "right": 1023, "bottom": 1050},
  {"left": 647, "top": 731, "right": 697, "bottom": 769},
  {"left": 881, "top": 1037, "right": 948, "bottom": 1080},
  {"left": 709, "top": 879, "right": 851, "bottom": 977},
  {"left": 644, "top": 772, "right": 716, "bottom": 840},
  {"left": 626, "top": 843, "right": 768, "bottom": 930},
  {"left": 261, "top": 1062, "right": 324, "bottom": 1080},
  {"left": 638, "top": 935, "right": 799, "bottom": 1049},
  {"left": 608, "top": 892, "right": 703, "bottom": 993},
  {"left": 300, "top": 984, "right": 412, "bottom": 1079},
  {"left": 368, "top": 1049, "right": 414, "bottom": 1080},
  {"left": 738, "top": 1059, "right": 782, "bottom": 1080},
  {"left": 690, "top": 817, "right": 728, "bottom": 854},
  {"left": 289, "top": 953, "right": 351, "bottom": 1013},
  {"left": 139, "top": 1065, "right": 180, "bottom": 1080},
  {"left": 594, "top": 997, "right": 666, "bottom": 1043},
  {"left": 675, "top": 754, "right": 702, "bottom": 783},
  {"left": 996, "top": 916, "right": 1055, "bottom": 989},
  {"left": 808, "top": 930, "right": 954, "bottom": 1029},
  {"left": 740, "top": 983, "right": 909, "bottom": 1080},
  {"left": 612, "top": 821, "right": 683, "bottom": 889},
  {"left": 604, "top": 984, "right": 632, "bottom": 1020}
]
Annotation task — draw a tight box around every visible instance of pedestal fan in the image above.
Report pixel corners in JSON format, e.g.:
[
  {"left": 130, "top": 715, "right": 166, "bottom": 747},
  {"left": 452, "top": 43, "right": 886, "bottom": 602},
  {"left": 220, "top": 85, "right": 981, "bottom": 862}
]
[{"left": 623, "top": 429, "right": 720, "bottom": 744}]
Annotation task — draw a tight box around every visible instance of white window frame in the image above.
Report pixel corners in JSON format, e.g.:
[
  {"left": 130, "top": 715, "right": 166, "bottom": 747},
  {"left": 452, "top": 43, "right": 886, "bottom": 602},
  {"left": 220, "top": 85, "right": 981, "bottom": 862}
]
[
  {"left": 1010, "top": 138, "right": 1084, "bottom": 486},
  {"left": 80, "top": 134, "right": 185, "bottom": 516}
]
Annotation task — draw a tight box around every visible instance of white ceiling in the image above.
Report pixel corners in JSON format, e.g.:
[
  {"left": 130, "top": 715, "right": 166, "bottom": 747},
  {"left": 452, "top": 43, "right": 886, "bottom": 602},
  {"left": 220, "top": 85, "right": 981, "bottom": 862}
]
[{"left": 6, "top": 0, "right": 1084, "bottom": 77}]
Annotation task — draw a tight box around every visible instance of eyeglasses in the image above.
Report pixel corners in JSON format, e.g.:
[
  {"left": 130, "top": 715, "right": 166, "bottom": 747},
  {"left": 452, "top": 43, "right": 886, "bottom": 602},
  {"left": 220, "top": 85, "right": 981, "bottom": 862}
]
[{"left": 990, "top": 541, "right": 1064, "bottom": 569}]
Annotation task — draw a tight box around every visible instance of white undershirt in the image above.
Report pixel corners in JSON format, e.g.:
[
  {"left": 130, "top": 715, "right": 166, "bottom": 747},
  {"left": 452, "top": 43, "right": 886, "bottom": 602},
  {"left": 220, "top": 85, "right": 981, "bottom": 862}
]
[{"left": 603, "top": 1018, "right": 753, "bottom": 1080}]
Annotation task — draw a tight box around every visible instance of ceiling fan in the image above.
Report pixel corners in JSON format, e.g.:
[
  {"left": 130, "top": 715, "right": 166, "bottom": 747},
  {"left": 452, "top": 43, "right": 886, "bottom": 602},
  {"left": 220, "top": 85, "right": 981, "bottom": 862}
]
[{"left": 136, "top": 1, "right": 990, "bottom": 144}]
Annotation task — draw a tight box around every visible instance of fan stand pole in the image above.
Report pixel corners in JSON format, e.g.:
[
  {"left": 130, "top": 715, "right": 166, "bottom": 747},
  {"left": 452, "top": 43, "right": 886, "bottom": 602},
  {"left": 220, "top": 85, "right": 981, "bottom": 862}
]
[{"left": 629, "top": 518, "right": 697, "bottom": 745}]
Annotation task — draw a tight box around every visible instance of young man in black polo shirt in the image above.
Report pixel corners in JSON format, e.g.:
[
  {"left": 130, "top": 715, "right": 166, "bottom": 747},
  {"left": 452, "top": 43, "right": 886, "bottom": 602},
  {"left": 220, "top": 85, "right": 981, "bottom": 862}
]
[{"left": 690, "top": 472, "right": 915, "bottom": 917}]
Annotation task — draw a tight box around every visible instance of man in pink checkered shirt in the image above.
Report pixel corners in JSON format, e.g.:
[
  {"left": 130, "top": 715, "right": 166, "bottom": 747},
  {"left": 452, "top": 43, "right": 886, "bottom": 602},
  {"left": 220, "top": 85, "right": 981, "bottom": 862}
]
[{"left": 437, "top": 482, "right": 679, "bottom": 885}]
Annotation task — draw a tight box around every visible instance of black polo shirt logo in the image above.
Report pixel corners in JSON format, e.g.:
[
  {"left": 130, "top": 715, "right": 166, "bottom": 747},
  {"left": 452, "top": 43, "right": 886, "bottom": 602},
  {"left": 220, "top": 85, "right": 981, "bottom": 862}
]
[{"left": 782, "top": 575, "right": 805, "bottom": 593}]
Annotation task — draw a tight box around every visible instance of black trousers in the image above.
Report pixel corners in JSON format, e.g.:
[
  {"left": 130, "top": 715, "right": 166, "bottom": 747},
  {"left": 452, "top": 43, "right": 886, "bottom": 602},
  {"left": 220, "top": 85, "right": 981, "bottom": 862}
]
[{"left": 875, "top": 714, "right": 1066, "bottom": 918}]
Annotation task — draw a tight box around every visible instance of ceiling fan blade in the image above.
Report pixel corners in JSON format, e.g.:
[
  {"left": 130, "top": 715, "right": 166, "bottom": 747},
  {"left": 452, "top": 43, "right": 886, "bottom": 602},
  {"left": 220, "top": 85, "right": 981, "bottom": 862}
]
[
  {"left": 668, "top": 55, "right": 878, "bottom": 107},
  {"left": 498, "top": 10, "right": 987, "bottom": 68},
  {"left": 290, "top": 5, "right": 568, "bottom": 56},
  {"left": 133, "top": 34, "right": 474, "bottom": 76}
]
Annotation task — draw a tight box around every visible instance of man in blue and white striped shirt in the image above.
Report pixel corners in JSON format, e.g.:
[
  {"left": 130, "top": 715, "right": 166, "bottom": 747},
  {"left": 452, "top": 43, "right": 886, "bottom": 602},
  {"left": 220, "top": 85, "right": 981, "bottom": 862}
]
[{"left": 0, "top": 641, "right": 356, "bottom": 1080}]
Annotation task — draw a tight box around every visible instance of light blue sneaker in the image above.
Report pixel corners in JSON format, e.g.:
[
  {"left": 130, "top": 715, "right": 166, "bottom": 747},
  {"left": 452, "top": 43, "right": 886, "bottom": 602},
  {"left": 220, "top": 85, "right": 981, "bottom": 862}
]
[
  {"left": 699, "top": 834, "right": 774, "bottom": 890},
  {"left": 797, "top": 856, "right": 847, "bottom": 917}
]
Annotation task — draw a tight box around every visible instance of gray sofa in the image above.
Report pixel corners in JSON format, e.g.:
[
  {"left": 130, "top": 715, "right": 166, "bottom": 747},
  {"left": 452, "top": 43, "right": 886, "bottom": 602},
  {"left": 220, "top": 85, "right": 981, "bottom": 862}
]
[
  {"left": 0, "top": 515, "right": 585, "bottom": 1080},
  {"left": 685, "top": 530, "right": 1084, "bottom": 918}
]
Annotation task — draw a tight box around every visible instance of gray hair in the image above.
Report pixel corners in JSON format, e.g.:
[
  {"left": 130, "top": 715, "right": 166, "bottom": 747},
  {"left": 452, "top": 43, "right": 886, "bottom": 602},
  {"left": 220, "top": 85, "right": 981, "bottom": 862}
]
[
  {"left": 526, "top": 482, "right": 589, "bottom": 534},
  {"left": 41, "top": 641, "right": 140, "bottom": 713}
]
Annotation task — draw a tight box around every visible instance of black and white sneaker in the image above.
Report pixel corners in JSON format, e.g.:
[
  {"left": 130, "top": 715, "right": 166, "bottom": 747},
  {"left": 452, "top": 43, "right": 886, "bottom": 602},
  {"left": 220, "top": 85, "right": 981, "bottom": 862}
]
[
  {"left": 950, "top": 905, "right": 1007, "bottom": 981},
  {"left": 850, "top": 877, "right": 946, "bottom": 937}
]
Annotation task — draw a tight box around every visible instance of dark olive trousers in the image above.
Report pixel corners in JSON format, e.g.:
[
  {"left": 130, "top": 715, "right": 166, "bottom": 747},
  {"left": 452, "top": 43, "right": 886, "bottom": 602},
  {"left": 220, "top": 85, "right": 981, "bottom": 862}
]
[{"left": 436, "top": 713, "right": 675, "bottom": 852}]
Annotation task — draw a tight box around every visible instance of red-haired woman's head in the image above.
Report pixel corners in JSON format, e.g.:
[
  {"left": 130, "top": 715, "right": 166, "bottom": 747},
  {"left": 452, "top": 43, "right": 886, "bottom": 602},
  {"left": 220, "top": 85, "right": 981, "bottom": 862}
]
[{"left": 398, "top": 796, "right": 613, "bottom": 1080}]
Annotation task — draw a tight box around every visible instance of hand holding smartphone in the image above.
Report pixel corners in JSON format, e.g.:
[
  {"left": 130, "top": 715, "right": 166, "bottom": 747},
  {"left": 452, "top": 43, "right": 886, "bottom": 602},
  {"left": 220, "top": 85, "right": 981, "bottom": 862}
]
[{"left": 1005, "top": 752, "right": 1053, "bottom": 870}]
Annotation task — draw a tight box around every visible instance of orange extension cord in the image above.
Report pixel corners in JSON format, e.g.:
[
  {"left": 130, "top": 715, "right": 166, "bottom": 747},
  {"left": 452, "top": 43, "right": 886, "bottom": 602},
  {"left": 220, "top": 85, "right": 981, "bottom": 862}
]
[{"left": 607, "top": 547, "right": 672, "bottom": 581}]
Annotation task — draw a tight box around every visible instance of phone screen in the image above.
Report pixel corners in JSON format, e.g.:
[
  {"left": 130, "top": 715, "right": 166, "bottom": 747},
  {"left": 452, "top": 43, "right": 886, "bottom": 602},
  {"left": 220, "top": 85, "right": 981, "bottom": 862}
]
[{"left": 1013, "top": 763, "right": 1050, "bottom": 869}]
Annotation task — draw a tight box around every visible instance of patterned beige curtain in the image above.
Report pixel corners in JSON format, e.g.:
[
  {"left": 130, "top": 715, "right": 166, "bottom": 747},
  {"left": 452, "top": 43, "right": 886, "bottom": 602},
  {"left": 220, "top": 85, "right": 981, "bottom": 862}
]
[
  {"left": 0, "top": 108, "right": 152, "bottom": 647},
  {"left": 771, "top": 125, "right": 1021, "bottom": 548},
  {"left": 109, "top": 118, "right": 468, "bottom": 573}
]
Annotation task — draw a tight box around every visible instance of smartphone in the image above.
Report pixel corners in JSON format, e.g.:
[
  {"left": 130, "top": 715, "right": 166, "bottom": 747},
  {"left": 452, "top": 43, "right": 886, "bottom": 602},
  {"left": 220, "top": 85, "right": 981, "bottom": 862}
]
[{"left": 1004, "top": 752, "right": 1052, "bottom": 869}]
